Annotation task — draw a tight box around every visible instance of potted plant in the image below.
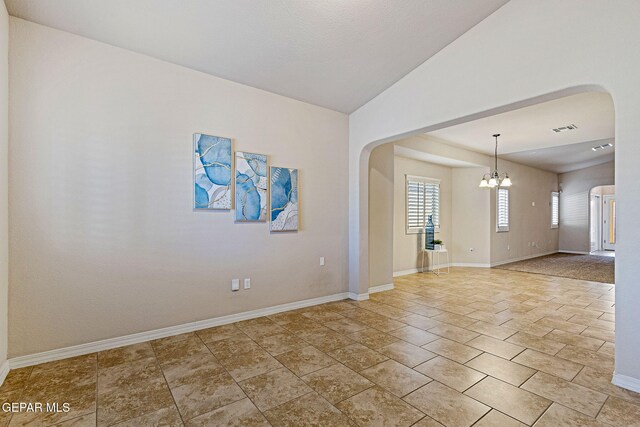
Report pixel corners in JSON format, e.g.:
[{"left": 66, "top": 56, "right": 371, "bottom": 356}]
[{"left": 433, "top": 239, "right": 444, "bottom": 250}]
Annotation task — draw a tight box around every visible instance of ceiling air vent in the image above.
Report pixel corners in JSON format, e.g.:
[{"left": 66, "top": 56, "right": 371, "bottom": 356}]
[
  {"left": 552, "top": 124, "right": 579, "bottom": 133},
  {"left": 592, "top": 143, "right": 613, "bottom": 151}
]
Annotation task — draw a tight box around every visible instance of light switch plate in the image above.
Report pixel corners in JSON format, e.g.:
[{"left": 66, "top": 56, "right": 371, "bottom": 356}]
[
  {"left": 231, "top": 279, "right": 240, "bottom": 291},
  {"left": 244, "top": 278, "right": 251, "bottom": 289},
  {"left": 320, "top": 257, "right": 325, "bottom": 266}
]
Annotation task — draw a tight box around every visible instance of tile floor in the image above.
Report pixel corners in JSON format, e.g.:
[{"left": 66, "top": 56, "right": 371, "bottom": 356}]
[{"left": 0, "top": 267, "right": 637, "bottom": 426}]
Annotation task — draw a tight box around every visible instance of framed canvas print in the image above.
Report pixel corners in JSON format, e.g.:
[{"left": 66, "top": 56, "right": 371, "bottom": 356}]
[
  {"left": 235, "top": 151, "right": 268, "bottom": 221},
  {"left": 193, "top": 133, "right": 232, "bottom": 209},
  {"left": 270, "top": 167, "right": 298, "bottom": 231}
]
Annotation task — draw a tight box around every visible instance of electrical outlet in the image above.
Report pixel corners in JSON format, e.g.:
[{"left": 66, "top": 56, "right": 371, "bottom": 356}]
[
  {"left": 244, "top": 278, "right": 251, "bottom": 289},
  {"left": 231, "top": 279, "right": 240, "bottom": 291},
  {"left": 507, "top": 244, "right": 510, "bottom": 250},
  {"left": 320, "top": 257, "right": 325, "bottom": 266},
  {"left": 532, "top": 202, "right": 536, "bottom": 207}
]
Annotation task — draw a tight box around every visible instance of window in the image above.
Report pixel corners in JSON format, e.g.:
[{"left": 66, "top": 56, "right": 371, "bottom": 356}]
[
  {"left": 551, "top": 191, "right": 559, "bottom": 228},
  {"left": 406, "top": 175, "right": 440, "bottom": 234},
  {"left": 496, "top": 188, "right": 509, "bottom": 232}
]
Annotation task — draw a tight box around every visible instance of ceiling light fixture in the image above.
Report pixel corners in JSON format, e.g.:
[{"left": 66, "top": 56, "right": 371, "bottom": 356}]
[
  {"left": 552, "top": 124, "right": 579, "bottom": 133},
  {"left": 479, "top": 134, "right": 512, "bottom": 189},
  {"left": 592, "top": 143, "right": 613, "bottom": 151}
]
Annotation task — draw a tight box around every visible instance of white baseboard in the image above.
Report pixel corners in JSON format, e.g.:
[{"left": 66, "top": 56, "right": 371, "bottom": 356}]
[
  {"left": 0, "top": 360, "right": 9, "bottom": 387},
  {"left": 451, "top": 263, "right": 491, "bottom": 268},
  {"left": 491, "top": 250, "right": 558, "bottom": 267},
  {"left": 8, "top": 291, "right": 351, "bottom": 369},
  {"left": 369, "top": 283, "right": 394, "bottom": 294},
  {"left": 612, "top": 372, "right": 640, "bottom": 393},
  {"left": 559, "top": 250, "right": 590, "bottom": 255},
  {"left": 393, "top": 264, "right": 450, "bottom": 277},
  {"left": 348, "top": 292, "right": 370, "bottom": 301}
]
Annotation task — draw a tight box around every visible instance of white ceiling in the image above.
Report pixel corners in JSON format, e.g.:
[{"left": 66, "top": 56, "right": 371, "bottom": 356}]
[
  {"left": 427, "top": 92, "right": 615, "bottom": 173},
  {"left": 5, "top": 0, "right": 509, "bottom": 113}
]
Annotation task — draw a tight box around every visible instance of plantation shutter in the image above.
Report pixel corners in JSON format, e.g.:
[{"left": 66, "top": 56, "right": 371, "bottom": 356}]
[
  {"left": 406, "top": 175, "right": 440, "bottom": 233},
  {"left": 551, "top": 191, "right": 559, "bottom": 228},
  {"left": 497, "top": 188, "right": 510, "bottom": 232}
]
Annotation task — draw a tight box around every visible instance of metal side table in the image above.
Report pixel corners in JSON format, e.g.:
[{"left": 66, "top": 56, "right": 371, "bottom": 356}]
[{"left": 422, "top": 248, "right": 450, "bottom": 276}]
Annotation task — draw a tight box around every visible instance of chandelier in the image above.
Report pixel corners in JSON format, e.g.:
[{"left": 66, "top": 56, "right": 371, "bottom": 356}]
[{"left": 479, "top": 133, "right": 512, "bottom": 188}]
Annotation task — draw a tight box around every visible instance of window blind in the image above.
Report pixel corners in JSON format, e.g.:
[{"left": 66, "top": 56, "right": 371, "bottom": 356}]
[
  {"left": 497, "top": 188, "right": 510, "bottom": 232},
  {"left": 551, "top": 191, "right": 559, "bottom": 228},
  {"left": 406, "top": 176, "right": 440, "bottom": 233}
]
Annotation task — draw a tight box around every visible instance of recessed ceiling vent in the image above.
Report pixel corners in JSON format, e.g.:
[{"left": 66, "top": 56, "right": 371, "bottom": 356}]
[
  {"left": 592, "top": 143, "right": 613, "bottom": 151},
  {"left": 552, "top": 124, "right": 579, "bottom": 133}
]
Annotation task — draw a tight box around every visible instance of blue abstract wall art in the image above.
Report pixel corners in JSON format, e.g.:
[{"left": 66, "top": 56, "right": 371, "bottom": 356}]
[
  {"left": 194, "top": 133, "right": 232, "bottom": 209},
  {"left": 235, "top": 151, "right": 268, "bottom": 221},
  {"left": 270, "top": 167, "right": 299, "bottom": 231}
]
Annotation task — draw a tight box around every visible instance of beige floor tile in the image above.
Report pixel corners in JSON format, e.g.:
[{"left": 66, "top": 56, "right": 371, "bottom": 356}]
[
  {"left": 97, "top": 359, "right": 173, "bottom": 426},
  {"left": 411, "top": 416, "right": 445, "bottom": 427},
  {"left": 512, "top": 349, "right": 583, "bottom": 381},
  {"left": 219, "top": 349, "right": 283, "bottom": 382},
  {"left": 505, "top": 331, "right": 565, "bottom": 355},
  {"left": 326, "top": 343, "right": 388, "bottom": 372},
  {"left": 557, "top": 345, "right": 614, "bottom": 371},
  {"left": 275, "top": 345, "right": 335, "bottom": 376},
  {"left": 302, "top": 363, "right": 373, "bottom": 403},
  {"left": 427, "top": 323, "right": 479, "bottom": 343},
  {"left": 238, "top": 367, "right": 311, "bottom": 411},
  {"left": 301, "top": 310, "right": 345, "bottom": 323},
  {"left": 536, "top": 317, "right": 587, "bottom": 334},
  {"left": 466, "top": 335, "right": 525, "bottom": 360},
  {"left": 573, "top": 366, "right": 640, "bottom": 406},
  {"left": 581, "top": 326, "right": 615, "bottom": 342},
  {"left": 545, "top": 329, "right": 605, "bottom": 351},
  {"left": 54, "top": 413, "right": 98, "bottom": 427},
  {"left": 324, "top": 318, "right": 368, "bottom": 334},
  {"left": 186, "top": 398, "right": 268, "bottom": 427},
  {"left": 599, "top": 341, "right": 615, "bottom": 356},
  {"left": 263, "top": 392, "right": 354, "bottom": 426},
  {"left": 415, "top": 356, "right": 485, "bottom": 392},
  {"left": 464, "top": 352, "right": 535, "bottom": 386},
  {"left": 205, "top": 335, "right": 262, "bottom": 361},
  {"left": 535, "top": 403, "right": 609, "bottom": 427},
  {"left": 431, "top": 312, "right": 476, "bottom": 328},
  {"left": 98, "top": 342, "right": 155, "bottom": 369},
  {"left": 521, "top": 371, "right": 607, "bottom": 417},
  {"left": 360, "top": 359, "right": 431, "bottom": 397},
  {"left": 170, "top": 369, "right": 246, "bottom": 420},
  {"left": 404, "top": 381, "right": 490, "bottom": 427},
  {"left": 1, "top": 388, "right": 29, "bottom": 426},
  {"left": 161, "top": 352, "right": 224, "bottom": 389},
  {"left": 359, "top": 314, "right": 407, "bottom": 332},
  {"left": 237, "top": 320, "right": 287, "bottom": 340},
  {"left": 465, "top": 321, "right": 517, "bottom": 340},
  {"left": 464, "top": 376, "right": 551, "bottom": 425},
  {"left": 401, "top": 314, "right": 443, "bottom": 330},
  {"left": 0, "top": 366, "right": 32, "bottom": 393},
  {"left": 113, "top": 405, "right": 182, "bottom": 426},
  {"left": 347, "top": 328, "right": 400, "bottom": 349},
  {"left": 378, "top": 341, "right": 437, "bottom": 367},
  {"left": 422, "top": 338, "right": 482, "bottom": 364},
  {"left": 389, "top": 325, "right": 440, "bottom": 346},
  {"left": 297, "top": 327, "right": 355, "bottom": 352},
  {"left": 473, "top": 410, "right": 526, "bottom": 427},
  {"left": 336, "top": 387, "right": 424, "bottom": 427},
  {"left": 152, "top": 335, "right": 210, "bottom": 365},
  {"left": 597, "top": 397, "right": 640, "bottom": 427},
  {"left": 195, "top": 324, "right": 246, "bottom": 344},
  {"left": 252, "top": 332, "right": 307, "bottom": 356}
]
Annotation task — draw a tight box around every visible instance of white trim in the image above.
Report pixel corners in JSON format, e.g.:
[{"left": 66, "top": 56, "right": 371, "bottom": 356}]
[
  {"left": 559, "top": 250, "right": 591, "bottom": 255},
  {"left": 8, "top": 291, "right": 350, "bottom": 369},
  {"left": 393, "top": 268, "right": 421, "bottom": 277},
  {"left": 0, "top": 361, "right": 9, "bottom": 387},
  {"left": 369, "top": 283, "right": 394, "bottom": 293},
  {"left": 490, "top": 251, "right": 558, "bottom": 267},
  {"left": 612, "top": 373, "right": 640, "bottom": 393},
  {"left": 348, "top": 292, "right": 370, "bottom": 301},
  {"left": 451, "top": 263, "right": 492, "bottom": 268}
]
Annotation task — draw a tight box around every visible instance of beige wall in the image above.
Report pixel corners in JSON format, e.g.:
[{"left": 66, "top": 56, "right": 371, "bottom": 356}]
[
  {"left": 451, "top": 167, "right": 490, "bottom": 265},
  {"left": 8, "top": 18, "right": 349, "bottom": 357},
  {"left": 368, "top": 144, "right": 394, "bottom": 287},
  {"left": 391, "top": 135, "right": 559, "bottom": 269},
  {"left": 0, "top": 2, "right": 8, "bottom": 368},
  {"left": 393, "top": 156, "right": 452, "bottom": 274},
  {"left": 559, "top": 161, "right": 615, "bottom": 253}
]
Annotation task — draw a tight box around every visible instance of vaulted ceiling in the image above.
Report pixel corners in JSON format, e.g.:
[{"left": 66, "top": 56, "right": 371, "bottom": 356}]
[{"left": 5, "top": 0, "right": 509, "bottom": 113}]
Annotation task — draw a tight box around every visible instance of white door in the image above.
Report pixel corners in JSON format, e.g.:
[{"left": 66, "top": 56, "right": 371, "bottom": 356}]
[
  {"left": 603, "top": 195, "right": 616, "bottom": 251},
  {"left": 590, "top": 195, "right": 601, "bottom": 252}
]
